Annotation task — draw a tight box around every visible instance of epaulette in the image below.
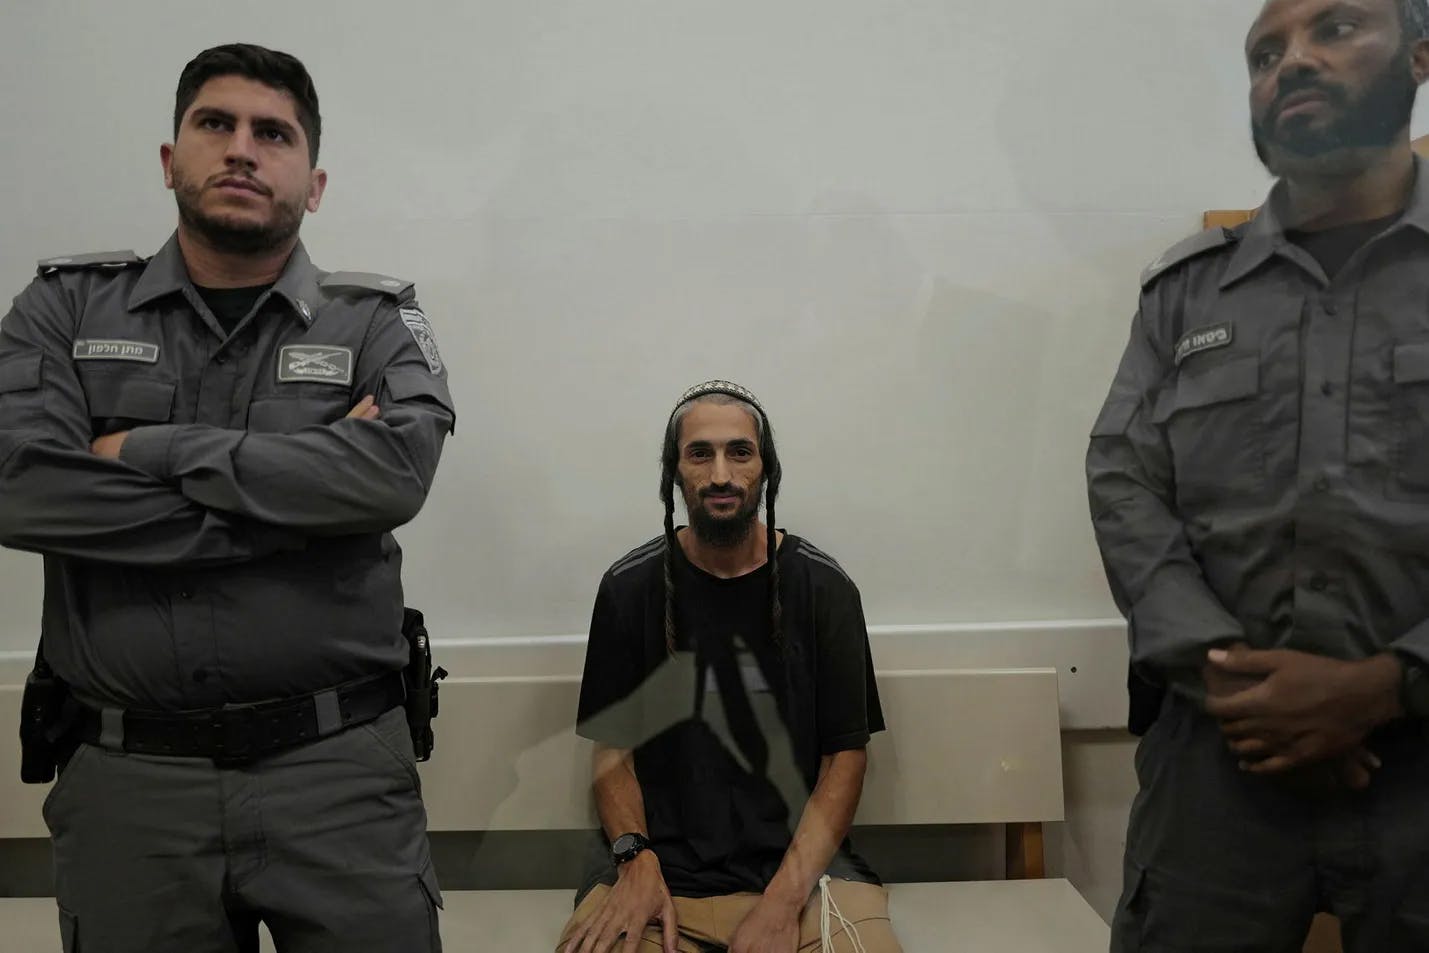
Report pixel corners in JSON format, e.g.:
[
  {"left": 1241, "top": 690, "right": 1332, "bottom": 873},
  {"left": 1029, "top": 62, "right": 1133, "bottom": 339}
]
[
  {"left": 1140, "top": 227, "right": 1238, "bottom": 289},
  {"left": 320, "top": 271, "right": 415, "bottom": 301},
  {"left": 36, "top": 250, "right": 145, "bottom": 276}
]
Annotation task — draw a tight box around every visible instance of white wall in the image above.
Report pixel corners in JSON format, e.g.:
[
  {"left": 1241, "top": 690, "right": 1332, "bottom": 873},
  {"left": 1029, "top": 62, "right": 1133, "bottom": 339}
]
[
  {"left": 0, "top": 0, "right": 1318, "bottom": 652},
  {"left": 14, "top": 2, "right": 1427, "bottom": 923}
]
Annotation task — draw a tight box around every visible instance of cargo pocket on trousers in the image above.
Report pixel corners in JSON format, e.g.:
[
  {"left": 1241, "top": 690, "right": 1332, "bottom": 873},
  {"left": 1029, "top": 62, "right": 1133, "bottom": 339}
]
[
  {"left": 41, "top": 743, "right": 94, "bottom": 834},
  {"left": 58, "top": 904, "right": 79, "bottom": 952},
  {"left": 418, "top": 861, "right": 444, "bottom": 953},
  {"left": 1389, "top": 863, "right": 1429, "bottom": 948},
  {"left": 1110, "top": 860, "right": 1148, "bottom": 953},
  {"left": 361, "top": 710, "right": 423, "bottom": 795},
  {"left": 1128, "top": 860, "right": 1311, "bottom": 952},
  {"left": 1131, "top": 696, "right": 1185, "bottom": 792}
]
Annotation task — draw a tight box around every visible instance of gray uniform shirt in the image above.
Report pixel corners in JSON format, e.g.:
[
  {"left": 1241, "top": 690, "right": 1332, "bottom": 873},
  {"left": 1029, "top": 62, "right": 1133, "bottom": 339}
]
[
  {"left": 1088, "top": 157, "right": 1429, "bottom": 700},
  {"left": 0, "top": 235, "right": 456, "bottom": 710}
]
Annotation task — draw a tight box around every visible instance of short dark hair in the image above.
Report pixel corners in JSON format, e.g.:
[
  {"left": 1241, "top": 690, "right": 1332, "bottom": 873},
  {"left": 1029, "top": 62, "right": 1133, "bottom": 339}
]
[
  {"left": 1403, "top": 0, "right": 1429, "bottom": 42},
  {"left": 174, "top": 44, "right": 322, "bottom": 165}
]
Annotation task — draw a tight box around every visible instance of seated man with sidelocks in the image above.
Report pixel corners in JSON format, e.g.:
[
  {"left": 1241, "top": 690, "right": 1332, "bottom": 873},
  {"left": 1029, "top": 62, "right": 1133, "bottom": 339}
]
[{"left": 559, "top": 380, "right": 902, "bottom": 953}]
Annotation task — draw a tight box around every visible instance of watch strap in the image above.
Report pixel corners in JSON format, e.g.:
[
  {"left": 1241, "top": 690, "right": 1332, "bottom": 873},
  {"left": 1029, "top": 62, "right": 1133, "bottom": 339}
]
[{"left": 611, "top": 831, "right": 651, "bottom": 865}]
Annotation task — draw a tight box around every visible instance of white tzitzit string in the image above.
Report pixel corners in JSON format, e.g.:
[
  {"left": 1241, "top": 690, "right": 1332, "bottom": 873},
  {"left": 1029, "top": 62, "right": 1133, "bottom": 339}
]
[{"left": 818, "top": 875, "right": 868, "bottom": 953}]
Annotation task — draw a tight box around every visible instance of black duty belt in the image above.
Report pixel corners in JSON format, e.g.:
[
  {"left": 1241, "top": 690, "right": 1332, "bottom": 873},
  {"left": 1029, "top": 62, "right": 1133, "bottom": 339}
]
[{"left": 73, "top": 671, "right": 406, "bottom": 765}]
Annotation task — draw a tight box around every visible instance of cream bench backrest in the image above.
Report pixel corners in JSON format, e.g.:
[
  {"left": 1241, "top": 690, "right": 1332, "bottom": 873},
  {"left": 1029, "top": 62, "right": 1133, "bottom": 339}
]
[
  {"left": 3, "top": 669, "right": 1065, "bottom": 867},
  {"left": 415, "top": 667, "right": 1064, "bottom": 876}
]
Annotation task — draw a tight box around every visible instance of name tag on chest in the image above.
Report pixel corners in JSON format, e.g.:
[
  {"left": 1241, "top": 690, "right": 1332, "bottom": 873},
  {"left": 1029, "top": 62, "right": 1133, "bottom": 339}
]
[
  {"left": 72, "top": 339, "right": 159, "bottom": 364},
  {"left": 1174, "top": 323, "right": 1233, "bottom": 365}
]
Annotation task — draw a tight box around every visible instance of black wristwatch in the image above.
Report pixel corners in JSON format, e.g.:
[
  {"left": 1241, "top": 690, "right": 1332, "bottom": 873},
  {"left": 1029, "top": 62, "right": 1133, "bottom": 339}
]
[
  {"left": 1401, "top": 655, "right": 1429, "bottom": 719},
  {"left": 611, "top": 832, "right": 651, "bottom": 866}
]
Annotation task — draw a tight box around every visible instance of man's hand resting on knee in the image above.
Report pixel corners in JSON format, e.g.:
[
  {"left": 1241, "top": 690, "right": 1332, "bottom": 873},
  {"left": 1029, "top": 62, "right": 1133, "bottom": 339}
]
[
  {"left": 564, "top": 851, "right": 678, "bottom": 953},
  {"left": 728, "top": 893, "right": 801, "bottom": 953}
]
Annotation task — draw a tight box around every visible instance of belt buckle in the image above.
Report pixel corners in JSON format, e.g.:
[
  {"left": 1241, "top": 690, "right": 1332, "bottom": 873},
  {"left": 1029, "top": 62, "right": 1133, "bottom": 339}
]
[{"left": 209, "top": 704, "right": 258, "bottom": 766}]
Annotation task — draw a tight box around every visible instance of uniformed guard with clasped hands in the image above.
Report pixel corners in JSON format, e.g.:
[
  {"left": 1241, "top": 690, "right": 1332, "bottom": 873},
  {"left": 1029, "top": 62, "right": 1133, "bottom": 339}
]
[
  {"left": 1088, "top": 1, "right": 1429, "bottom": 950},
  {"left": 0, "top": 44, "right": 454, "bottom": 952}
]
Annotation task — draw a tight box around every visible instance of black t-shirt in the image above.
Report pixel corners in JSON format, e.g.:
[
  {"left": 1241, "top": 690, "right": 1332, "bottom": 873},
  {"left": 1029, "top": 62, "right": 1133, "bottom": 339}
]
[
  {"left": 575, "top": 532, "right": 886, "bottom": 900},
  {"left": 194, "top": 284, "right": 270, "bottom": 337},
  {"left": 1286, "top": 212, "right": 1399, "bottom": 280}
]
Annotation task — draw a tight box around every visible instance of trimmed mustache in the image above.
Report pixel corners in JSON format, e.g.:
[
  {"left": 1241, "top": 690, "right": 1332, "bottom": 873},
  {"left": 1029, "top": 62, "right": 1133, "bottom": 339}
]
[
  {"left": 207, "top": 173, "right": 270, "bottom": 196},
  {"left": 1268, "top": 77, "right": 1345, "bottom": 123}
]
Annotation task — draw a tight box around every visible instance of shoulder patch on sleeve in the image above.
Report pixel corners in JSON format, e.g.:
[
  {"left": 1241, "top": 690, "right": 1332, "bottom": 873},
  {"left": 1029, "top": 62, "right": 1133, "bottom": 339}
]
[
  {"left": 320, "top": 271, "right": 415, "bottom": 300},
  {"left": 1140, "top": 228, "right": 1237, "bottom": 289},
  {"left": 399, "top": 306, "right": 444, "bottom": 375},
  {"left": 36, "top": 250, "right": 145, "bottom": 276}
]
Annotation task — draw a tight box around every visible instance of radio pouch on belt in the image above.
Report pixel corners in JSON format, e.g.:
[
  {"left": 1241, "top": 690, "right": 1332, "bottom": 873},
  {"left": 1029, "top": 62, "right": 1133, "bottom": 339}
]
[
  {"left": 19, "top": 640, "right": 70, "bottom": 784},
  {"left": 402, "top": 607, "right": 448, "bottom": 762}
]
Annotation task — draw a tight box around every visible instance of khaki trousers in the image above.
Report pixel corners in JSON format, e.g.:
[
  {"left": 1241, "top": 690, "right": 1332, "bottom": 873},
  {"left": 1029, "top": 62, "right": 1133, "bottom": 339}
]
[{"left": 556, "top": 878, "right": 901, "bottom": 952}]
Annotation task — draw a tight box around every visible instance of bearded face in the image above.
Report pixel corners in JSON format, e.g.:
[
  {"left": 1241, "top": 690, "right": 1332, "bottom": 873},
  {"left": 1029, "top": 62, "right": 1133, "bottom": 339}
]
[{"left": 164, "top": 74, "right": 323, "bottom": 255}]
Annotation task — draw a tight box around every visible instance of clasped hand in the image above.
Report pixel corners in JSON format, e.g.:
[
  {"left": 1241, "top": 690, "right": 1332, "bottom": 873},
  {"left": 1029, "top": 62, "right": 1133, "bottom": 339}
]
[{"left": 1202, "top": 645, "right": 1401, "bottom": 789}]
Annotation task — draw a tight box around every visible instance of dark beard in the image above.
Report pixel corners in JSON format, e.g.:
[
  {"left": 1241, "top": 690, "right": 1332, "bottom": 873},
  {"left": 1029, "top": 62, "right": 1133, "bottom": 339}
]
[
  {"left": 1253, "top": 45, "right": 1418, "bottom": 172},
  {"left": 172, "top": 168, "right": 305, "bottom": 255},
  {"left": 687, "top": 491, "right": 760, "bottom": 549}
]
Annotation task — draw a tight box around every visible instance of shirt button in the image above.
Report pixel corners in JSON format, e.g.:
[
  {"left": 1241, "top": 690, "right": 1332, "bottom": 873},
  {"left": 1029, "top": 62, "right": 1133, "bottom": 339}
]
[
  {"left": 179, "top": 589, "right": 193, "bottom": 600},
  {"left": 215, "top": 355, "right": 227, "bottom": 366},
  {"left": 192, "top": 668, "right": 210, "bottom": 684},
  {"left": 1309, "top": 573, "right": 1329, "bottom": 592},
  {"left": 1321, "top": 382, "right": 1333, "bottom": 396},
  {"left": 1322, "top": 297, "right": 1339, "bottom": 315}
]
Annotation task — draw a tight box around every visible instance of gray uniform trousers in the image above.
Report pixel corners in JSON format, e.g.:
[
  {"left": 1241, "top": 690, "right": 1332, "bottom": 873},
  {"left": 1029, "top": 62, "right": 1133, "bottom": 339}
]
[
  {"left": 43, "top": 708, "right": 442, "bottom": 953},
  {"left": 1112, "top": 696, "right": 1429, "bottom": 953}
]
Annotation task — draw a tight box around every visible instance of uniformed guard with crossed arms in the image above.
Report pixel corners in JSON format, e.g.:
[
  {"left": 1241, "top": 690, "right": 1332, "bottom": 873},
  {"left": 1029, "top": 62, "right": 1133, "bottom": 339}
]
[
  {"left": 0, "top": 44, "right": 454, "bottom": 952},
  {"left": 1088, "top": 1, "right": 1429, "bottom": 949}
]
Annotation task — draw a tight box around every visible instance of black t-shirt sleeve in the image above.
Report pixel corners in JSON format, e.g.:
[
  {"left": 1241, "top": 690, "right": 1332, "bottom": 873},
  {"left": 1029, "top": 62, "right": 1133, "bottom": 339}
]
[
  {"left": 575, "top": 573, "right": 646, "bottom": 748},
  {"left": 815, "top": 573, "right": 886, "bottom": 754}
]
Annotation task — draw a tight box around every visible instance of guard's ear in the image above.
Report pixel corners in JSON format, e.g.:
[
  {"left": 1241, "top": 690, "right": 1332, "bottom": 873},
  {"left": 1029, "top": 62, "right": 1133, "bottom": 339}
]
[
  {"left": 1412, "top": 36, "right": 1429, "bottom": 86},
  {"left": 305, "top": 167, "right": 327, "bottom": 213},
  {"left": 160, "top": 143, "right": 176, "bottom": 189}
]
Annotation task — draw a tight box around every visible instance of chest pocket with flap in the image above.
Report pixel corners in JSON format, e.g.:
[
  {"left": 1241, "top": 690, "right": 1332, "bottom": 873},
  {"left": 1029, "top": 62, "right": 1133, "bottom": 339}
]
[
  {"left": 247, "top": 383, "right": 352, "bottom": 434},
  {"left": 1389, "top": 342, "right": 1429, "bottom": 495},
  {"left": 0, "top": 351, "right": 45, "bottom": 429},
  {"left": 1150, "top": 354, "right": 1266, "bottom": 508},
  {"left": 82, "top": 372, "right": 176, "bottom": 433}
]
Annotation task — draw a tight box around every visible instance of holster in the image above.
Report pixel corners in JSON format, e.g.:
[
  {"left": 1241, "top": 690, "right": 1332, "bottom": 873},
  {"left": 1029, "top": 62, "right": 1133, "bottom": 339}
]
[
  {"left": 19, "top": 648, "right": 71, "bottom": 784},
  {"left": 1126, "top": 663, "right": 1166, "bottom": 737},
  {"left": 401, "top": 607, "right": 448, "bottom": 762}
]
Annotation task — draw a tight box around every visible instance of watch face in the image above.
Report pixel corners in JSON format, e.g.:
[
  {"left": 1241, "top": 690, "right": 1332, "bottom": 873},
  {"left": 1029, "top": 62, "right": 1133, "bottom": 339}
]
[{"left": 612, "top": 834, "right": 636, "bottom": 855}]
